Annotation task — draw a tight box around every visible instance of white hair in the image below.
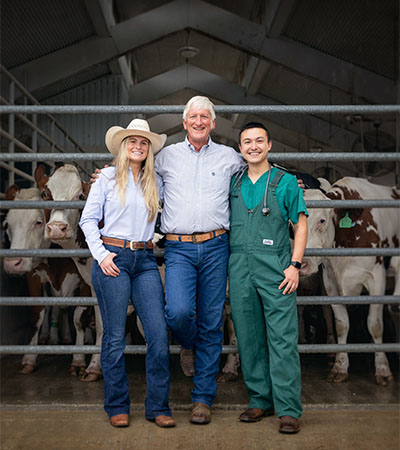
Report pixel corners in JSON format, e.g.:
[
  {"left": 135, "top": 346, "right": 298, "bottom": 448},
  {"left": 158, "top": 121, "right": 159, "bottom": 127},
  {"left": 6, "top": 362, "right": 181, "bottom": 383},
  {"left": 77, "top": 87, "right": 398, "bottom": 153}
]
[{"left": 183, "top": 96, "right": 216, "bottom": 121}]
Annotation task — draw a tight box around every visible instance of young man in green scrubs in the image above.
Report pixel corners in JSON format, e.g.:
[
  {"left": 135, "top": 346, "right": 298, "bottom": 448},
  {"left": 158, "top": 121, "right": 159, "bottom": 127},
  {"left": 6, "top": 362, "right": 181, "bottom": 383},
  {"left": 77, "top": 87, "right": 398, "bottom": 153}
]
[{"left": 228, "top": 122, "right": 308, "bottom": 434}]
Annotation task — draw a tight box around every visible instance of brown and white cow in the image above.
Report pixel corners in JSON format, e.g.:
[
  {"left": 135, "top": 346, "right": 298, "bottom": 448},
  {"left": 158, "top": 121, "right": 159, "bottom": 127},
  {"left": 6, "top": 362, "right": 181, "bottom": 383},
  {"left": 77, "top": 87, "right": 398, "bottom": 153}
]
[
  {"left": 3, "top": 185, "right": 90, "bottom": 375},
  {"left": 300, "top": 177, "right": 399, "bottom": 385},
  {"left": 34, "top": 164, "right": 103, "bottom": 382}
]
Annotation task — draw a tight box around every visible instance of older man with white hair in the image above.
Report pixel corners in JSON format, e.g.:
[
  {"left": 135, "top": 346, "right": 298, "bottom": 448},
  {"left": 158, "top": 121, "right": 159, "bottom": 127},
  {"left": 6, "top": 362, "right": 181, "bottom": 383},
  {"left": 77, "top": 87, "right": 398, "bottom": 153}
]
[{"left": 155, "top": 96, "right": 244, "bottom": 424}]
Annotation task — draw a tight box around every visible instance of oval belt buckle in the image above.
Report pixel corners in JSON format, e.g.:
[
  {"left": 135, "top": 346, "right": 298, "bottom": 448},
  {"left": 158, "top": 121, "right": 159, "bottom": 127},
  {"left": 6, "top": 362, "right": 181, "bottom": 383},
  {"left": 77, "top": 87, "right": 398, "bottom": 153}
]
[
  {"left": 192, "top": 234, "right": 198, "bottom": 244},
  {"left": 129, "top": 240, "right": 138, "bottom": 251}
]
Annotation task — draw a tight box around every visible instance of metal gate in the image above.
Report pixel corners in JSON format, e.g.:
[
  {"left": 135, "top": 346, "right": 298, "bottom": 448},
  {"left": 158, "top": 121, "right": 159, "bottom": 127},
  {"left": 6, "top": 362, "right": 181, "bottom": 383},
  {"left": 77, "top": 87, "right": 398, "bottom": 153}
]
[{"left": 0, "top": 103, "right": 399, "bottom": 356}]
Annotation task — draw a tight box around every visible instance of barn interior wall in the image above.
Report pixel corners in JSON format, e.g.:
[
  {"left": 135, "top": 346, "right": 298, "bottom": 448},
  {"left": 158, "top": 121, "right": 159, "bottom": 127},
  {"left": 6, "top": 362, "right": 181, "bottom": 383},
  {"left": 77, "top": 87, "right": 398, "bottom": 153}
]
[{"left": 37, "top": 75, "right": 127, "bottom": 151}]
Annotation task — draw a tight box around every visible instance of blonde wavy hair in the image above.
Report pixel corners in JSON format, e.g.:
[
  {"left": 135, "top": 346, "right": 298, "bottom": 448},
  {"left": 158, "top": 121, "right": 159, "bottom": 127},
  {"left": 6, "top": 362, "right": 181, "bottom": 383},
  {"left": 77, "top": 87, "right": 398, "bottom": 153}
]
[{"left": 113, "top": 137, "right": 159, "bottom": 222}]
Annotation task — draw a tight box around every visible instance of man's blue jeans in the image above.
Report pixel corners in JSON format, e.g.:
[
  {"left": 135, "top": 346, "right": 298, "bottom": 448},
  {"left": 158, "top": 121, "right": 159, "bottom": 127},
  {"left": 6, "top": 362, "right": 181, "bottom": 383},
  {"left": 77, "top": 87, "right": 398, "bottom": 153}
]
[
  {"left": 164, "top": 233, "right": 229, "bottom": 406},
  {"left": 92, "top": 244, "right": 171, "bottom": 420}
]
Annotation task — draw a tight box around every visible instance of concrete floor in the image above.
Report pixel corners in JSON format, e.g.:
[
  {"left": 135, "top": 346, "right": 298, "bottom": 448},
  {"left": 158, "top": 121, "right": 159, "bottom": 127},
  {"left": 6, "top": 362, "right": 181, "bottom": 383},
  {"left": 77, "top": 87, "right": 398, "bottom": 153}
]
[
  {"left": 1, "top": 353, "right": 399, "bottom": 449},
  {"left": 2, "top": 409, "right": 399, "bottom": 450}
]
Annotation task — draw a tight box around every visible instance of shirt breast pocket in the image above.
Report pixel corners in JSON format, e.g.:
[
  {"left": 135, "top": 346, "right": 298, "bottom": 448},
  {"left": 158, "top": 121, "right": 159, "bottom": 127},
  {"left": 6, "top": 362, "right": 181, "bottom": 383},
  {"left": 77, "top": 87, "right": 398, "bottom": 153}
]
[{"left": 207, "top": 168, "right": 230, "bottom": 190}]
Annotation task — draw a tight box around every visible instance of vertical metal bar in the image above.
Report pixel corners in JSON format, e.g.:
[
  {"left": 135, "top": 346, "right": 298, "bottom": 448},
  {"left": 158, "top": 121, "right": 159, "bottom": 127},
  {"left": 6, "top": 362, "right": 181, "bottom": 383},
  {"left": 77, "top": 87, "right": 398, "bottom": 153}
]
[
  {"left": 51, "top": 120, "right": 55, "bottom": 153},
  {"left": 32, "top": 114, "right": 37, "bottom": 179},
  {"left": 360, "top": 118, "right": 366, "bottom": 178},
  {"left": 395, "top": 7, "right": 399, "bottom": 187},
  {"left": 8, "top": 81, "right": 15, "bottom": 186},
  {"left": 396, "top": 112, "right": 399, "bottom": 187}
]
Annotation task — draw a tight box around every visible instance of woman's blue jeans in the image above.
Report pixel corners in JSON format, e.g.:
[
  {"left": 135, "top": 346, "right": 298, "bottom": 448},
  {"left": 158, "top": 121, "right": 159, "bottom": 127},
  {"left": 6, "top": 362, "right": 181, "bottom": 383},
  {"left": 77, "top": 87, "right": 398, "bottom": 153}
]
[
  {"left": 164, "top": 233, "right": 229, "bottom": 406},
  {"left": 92, "top": 244, "right": 171, "bottom": 420}
]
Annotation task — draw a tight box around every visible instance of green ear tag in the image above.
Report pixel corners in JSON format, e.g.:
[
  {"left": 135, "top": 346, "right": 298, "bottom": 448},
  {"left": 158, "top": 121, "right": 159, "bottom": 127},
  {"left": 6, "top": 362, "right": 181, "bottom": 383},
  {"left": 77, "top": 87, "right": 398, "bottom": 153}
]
[{"left": 339, "top": 212, "right": 353, "bottom": 228}]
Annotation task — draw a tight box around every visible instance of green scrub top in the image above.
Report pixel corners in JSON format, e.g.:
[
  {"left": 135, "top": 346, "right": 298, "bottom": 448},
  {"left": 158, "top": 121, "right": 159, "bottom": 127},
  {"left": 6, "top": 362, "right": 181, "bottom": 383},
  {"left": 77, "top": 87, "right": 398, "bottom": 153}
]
[{"left": 240, "top": 167, "right": 308, "bottom": 223}]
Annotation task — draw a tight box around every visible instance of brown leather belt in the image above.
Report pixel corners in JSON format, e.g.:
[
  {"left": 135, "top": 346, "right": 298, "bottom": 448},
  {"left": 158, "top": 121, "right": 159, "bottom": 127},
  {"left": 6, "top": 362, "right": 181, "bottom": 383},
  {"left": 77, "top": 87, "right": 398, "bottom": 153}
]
[
  {"left": 166, "top": 229, "right": 227, "bottom": 244},
  {"left": 101, "top": 236, "right": 154, "bottom": 250}
]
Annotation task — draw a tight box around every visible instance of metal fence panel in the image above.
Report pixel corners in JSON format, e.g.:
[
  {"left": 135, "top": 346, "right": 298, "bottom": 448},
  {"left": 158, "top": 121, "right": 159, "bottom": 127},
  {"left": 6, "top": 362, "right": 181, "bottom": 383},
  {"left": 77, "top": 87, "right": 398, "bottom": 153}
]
[{"left": 1, "top": 103, "right": 399, "bottom": 357}]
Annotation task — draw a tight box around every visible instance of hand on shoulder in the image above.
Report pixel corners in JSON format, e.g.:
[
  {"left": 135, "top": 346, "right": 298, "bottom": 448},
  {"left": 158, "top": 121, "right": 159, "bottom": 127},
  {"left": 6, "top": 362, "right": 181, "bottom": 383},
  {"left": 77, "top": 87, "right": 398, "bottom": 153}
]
[{"left": 90, "top": 165, "right": 110, "bottom": 184}]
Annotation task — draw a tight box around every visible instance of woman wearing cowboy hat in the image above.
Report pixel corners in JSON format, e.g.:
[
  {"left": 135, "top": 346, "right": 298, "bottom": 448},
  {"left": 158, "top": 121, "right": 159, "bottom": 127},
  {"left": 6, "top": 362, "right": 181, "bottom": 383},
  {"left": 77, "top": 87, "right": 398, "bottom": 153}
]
[{"left": 80, "top": 119, "right": 175, "bottom": 428}]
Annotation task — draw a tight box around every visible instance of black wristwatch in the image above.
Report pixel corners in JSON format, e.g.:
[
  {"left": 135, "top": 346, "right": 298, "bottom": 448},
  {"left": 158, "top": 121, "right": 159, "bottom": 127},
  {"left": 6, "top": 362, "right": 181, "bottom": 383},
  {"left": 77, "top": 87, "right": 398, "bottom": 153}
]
[{"left": 290, "top": 261, "right": 302, "bottom": 269}]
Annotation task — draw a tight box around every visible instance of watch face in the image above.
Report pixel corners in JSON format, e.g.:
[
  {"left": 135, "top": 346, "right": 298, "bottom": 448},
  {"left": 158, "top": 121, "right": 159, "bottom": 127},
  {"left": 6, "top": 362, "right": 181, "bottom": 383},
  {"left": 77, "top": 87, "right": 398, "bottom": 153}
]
[{"left": 291, "top": 261, "right": 301, "bottom": 269}]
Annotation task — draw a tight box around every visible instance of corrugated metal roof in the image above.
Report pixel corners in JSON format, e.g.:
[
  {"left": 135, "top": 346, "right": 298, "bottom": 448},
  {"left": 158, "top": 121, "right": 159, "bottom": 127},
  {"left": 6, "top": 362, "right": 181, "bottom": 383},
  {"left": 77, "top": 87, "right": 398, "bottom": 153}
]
[
  {"left": 115, "top": 0, "right": 171, "bottom": 21},
  {"left": 283, "top": 0, "right": 396, "bottom": 80},
  {"left": 205, "top": 0, "right": 260, "bottom": 20},
  {"left": 115, "top": 0, "right": 259, "bottom": 22},
  {"left": 1, "top": 0, "right": 95, "bottom": 69}
]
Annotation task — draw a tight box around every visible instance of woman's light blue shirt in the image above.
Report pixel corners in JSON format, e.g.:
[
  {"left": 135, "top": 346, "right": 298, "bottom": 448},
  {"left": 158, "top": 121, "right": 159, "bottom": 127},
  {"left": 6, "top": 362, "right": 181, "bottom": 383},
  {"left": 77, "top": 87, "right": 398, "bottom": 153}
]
[{"left": 79, "top": 166, "right": 162, "bottom": 264}]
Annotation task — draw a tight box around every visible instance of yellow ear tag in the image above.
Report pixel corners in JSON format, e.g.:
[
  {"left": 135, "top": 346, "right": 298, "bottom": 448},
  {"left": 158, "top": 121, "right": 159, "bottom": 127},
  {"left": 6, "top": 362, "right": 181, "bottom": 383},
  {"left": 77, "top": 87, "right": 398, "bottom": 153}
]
[{"left": 339, "top": 212, "right": 353, "bottom": 228}]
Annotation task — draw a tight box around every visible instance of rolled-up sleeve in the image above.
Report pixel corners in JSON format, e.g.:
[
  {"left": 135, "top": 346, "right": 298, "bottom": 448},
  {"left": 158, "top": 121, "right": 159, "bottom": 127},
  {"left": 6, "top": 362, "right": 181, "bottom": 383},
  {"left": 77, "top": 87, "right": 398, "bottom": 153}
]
[{"left": 79, "top": 176, "right": 109, "bottom": 263}]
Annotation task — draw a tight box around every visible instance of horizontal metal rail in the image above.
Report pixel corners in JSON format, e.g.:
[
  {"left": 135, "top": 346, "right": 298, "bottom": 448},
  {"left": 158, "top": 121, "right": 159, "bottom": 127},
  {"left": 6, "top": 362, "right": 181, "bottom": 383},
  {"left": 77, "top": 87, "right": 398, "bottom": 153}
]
[
  {"left": 0, "top": 109, "right": 70, "bottom": 155},
  {"left": 1, "top": 248, "right": 399, "bottom": 258},
  {"left": 0, "top": 66, "right": 87, "bottom": 154},
  {"left": 1, "top": 199, "right": 399, "bottom": 209},
  {"left": 1, "top": 152, "right": 399, "bottom": 162},
  {"left": 0, "top": 343, "right": 399, "bottom": 354},
  {"left": 1, "top": 129, "right": 37, "bottom": 154},
  {"left": 0, "top": 136, "right": 91, "bottom": 180},
  {"left": 1, "top": 296, "right": 399, "bottom": 306},
  {"left": 0, "top": 201, "right": 86, "bottom": 209},
  {"left": 297, "top": 296, "right": 400, "bottom": 305},
  {"left": 1, "top": 105, "right": 399, "bottom": 114}
]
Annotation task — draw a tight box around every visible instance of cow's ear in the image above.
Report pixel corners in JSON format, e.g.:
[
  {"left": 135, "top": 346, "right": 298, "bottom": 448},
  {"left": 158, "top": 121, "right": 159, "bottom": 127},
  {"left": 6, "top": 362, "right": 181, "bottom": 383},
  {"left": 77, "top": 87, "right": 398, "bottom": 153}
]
[
  {"left": 81, "top": 181, "right": 91, "bottom": 199},
  {"left": 34, "top": 165, "right": 48, "bottom": 189},
  {"left": 347, "top": 208, "right": 363, "bottom": 220},
  {"left": 5, "top": 184, "right": 21, "bottom": 200}
]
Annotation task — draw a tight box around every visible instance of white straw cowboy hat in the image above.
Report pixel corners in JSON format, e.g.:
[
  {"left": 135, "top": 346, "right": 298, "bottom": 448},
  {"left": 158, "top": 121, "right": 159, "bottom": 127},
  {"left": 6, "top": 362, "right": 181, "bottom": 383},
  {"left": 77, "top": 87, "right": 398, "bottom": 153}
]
[{"left": 105, "top": 119, "right": 167, "bottom": 156}]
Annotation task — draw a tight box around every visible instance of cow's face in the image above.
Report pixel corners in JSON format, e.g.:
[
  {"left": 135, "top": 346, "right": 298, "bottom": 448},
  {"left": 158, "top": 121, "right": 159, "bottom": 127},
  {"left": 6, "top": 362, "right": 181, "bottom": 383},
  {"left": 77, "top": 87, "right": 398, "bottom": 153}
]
[
  {"left": 300, "top": 189, "right": 335, "bottom": 277},
  {"left": 39, "top": 165, "right": 86, "bottom": 243},
  {"left": 3, "top": 187, "right": 48, "bottom": 274}
]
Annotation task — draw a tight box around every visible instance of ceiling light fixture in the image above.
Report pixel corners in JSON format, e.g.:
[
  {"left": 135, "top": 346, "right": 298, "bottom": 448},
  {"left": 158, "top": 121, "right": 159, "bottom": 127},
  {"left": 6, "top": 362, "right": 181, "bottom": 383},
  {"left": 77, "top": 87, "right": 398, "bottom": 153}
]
[{"left": 178, "top": 45, "right": 199, "bottom": 59}]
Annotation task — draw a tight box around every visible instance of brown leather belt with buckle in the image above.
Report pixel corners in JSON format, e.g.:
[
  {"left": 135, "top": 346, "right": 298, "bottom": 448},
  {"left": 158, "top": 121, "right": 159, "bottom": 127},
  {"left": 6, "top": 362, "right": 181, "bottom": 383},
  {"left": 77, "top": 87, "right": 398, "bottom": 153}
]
[
  {"left": 101, "top": 236, "right": 154, "bottom": 250},
  {"left": 166, "top": 229, "right": 227, "bottom": 244}
]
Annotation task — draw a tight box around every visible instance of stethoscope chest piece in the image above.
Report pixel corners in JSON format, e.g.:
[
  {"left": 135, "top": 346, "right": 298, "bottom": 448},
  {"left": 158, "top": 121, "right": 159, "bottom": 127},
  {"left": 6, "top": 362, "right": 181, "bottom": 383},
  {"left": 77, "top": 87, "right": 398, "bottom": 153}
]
[{"left": 262, "top": 207, "right": 270, "bottom": 216}]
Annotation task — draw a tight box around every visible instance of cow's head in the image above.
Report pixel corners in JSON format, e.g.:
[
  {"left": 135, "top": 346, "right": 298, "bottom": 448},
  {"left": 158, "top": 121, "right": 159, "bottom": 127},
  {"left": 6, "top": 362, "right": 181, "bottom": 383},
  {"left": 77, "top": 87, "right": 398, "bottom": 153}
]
[
  {"left": 3, "top": 186, "right": 48, "bottom": 274},
  {"left": 35, "top": 164, "right": 89, "bottom": 243},
  {"left": 300, "top": 189, "right": 335, "bottom": 277}
]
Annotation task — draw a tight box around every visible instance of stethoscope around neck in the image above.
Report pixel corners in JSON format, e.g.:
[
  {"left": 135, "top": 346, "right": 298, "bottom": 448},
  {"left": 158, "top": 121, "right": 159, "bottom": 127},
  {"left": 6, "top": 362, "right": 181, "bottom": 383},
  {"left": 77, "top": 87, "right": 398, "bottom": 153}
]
[
  {"left": 230, "top": 164, "right": 272, "bottom": 216},
  {"left": 261, "top": 168, "right": 272, "bottom": 216}
]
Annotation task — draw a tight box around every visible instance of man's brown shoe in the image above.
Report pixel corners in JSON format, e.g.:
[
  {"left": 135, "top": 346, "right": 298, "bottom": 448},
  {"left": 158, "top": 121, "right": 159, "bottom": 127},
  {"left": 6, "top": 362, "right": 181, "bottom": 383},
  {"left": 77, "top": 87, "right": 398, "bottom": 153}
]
[
  {"left": 190, "top": 402, "right": 211, "bottom": 424},
  {"left": 238, "top": 408, "right": 275, "bottom": 422},
  {"left": 279, "top": 416, "right": 300, "bottom": 434},
  {"left": 154, "top": 415, "right": 176, "bottom": 428},
  {"left": 180, "top": 348, "right": 195, "bottom": 376},
  {"left": 110, "top": 414, "right": 129, "bottom": 427}
]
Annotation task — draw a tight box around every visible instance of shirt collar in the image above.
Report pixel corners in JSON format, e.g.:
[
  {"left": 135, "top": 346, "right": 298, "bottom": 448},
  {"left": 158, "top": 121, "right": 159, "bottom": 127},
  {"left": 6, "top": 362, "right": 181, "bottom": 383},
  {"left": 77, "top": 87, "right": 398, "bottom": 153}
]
[
  {"left": 243, "top": 167, "right": 272, "bottom": 185},
  {"left": 185, "top": 136, "right": 212, "bottom": 152}
]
